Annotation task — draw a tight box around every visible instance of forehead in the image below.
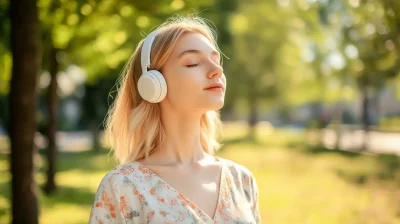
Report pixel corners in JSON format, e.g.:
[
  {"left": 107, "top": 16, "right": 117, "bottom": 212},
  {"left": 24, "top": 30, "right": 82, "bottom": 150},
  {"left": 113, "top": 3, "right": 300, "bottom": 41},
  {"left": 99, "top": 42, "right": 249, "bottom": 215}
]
[{"left": 171, "top": 32, "right": 217, "bottom": 56}]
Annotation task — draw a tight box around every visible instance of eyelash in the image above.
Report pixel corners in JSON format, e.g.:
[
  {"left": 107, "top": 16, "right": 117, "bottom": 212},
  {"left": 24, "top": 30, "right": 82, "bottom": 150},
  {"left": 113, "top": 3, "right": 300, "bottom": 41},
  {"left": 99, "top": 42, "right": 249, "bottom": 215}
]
[{"left": 185, "top": 58, "right": 220, "bottom": 68}]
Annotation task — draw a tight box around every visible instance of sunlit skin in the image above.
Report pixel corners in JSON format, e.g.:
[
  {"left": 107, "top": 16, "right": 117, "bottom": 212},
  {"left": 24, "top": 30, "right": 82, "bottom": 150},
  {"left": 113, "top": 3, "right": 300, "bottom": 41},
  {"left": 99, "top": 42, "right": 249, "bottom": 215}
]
[
  {"left": 136, "top": 32, "right": 226, "bottom": 220},
  {"left": 161, "top": 32, "right": 225, "bottom": 116},
  {"left": 140, "top": 32, "right": 226, "bottom": 165}
]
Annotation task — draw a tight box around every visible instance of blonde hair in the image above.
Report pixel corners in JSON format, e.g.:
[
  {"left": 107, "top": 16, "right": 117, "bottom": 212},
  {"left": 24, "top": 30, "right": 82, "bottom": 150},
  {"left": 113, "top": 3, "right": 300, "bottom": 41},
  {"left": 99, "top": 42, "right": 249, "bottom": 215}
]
[{"left": 105, "top": 15, "right": 224, "bottom": 165}]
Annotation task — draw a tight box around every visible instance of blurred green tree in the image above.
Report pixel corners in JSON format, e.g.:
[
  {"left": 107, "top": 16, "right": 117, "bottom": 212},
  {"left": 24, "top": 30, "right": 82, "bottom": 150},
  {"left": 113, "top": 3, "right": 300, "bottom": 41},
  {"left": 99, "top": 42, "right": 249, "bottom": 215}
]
[
  {"left": 341, "top": 0, "right": 400, "bottom": 150},
  {"left": 38, "top": 0, "right": 93, "bottom": 195},
  {"left": 228, "top": 0, "right": 291, "bottom": 139}
]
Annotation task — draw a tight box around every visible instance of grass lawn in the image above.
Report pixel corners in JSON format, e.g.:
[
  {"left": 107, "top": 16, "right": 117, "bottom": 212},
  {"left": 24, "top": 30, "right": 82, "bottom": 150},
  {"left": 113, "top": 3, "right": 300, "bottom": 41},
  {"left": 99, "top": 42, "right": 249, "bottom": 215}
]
[{"left": 0, "top": 122, "right": 400, "bottom": 223}]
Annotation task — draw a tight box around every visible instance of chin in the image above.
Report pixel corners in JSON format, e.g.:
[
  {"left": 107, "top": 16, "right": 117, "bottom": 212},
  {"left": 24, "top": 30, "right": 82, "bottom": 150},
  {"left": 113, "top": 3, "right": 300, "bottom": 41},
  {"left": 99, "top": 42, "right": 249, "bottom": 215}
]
[{"left": 206, "top": 100, "right": 224, "bottom": 111}]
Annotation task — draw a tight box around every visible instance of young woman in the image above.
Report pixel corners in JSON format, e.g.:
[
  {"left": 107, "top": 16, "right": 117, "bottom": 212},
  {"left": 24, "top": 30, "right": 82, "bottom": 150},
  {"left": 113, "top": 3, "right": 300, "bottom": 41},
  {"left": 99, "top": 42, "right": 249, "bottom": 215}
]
[{"left": 89, "top": 16, "right": 261, "bottom": 224}]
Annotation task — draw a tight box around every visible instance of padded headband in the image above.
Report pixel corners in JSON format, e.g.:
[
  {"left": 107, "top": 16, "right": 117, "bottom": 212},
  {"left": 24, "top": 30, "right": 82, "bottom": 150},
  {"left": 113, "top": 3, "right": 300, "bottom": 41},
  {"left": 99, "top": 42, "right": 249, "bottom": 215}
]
[{"left": 141, "top": 30, "right": 160, "bottom": 74}]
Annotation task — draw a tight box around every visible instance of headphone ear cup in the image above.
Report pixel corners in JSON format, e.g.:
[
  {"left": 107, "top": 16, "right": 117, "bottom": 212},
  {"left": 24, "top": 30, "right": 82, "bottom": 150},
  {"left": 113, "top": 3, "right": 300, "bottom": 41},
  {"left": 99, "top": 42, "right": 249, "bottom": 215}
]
[{"left": 137, "top": 70, "right": 167, "bottom": 103}]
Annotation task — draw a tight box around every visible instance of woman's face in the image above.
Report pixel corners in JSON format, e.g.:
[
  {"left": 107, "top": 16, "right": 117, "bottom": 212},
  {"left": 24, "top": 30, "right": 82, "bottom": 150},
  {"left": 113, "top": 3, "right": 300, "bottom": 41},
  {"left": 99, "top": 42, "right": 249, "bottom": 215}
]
[{"left": 161, "top": 32, "right": 226, "bottom": 114}]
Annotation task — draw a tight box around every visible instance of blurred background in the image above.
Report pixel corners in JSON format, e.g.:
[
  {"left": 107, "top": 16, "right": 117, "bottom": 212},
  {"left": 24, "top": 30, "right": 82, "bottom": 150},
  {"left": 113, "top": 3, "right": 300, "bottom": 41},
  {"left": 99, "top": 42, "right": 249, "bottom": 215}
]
[{"left": 1, "top": 0, "right": 400, "bottom": 223}]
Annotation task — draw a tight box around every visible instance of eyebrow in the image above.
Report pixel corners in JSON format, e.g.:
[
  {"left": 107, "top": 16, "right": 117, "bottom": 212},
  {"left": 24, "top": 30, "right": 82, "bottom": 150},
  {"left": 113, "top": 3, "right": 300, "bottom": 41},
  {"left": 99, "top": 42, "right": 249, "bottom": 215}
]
[{"left": 178, "top": 49, "right": 220, "bottom": 59}]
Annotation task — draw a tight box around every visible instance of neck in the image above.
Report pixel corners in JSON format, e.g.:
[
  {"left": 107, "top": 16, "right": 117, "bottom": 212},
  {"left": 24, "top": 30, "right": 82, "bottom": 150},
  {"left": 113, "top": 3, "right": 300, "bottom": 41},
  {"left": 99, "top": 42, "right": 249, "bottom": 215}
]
[{"left": 153, "top": 107, "right": 209, "bottom": 165}]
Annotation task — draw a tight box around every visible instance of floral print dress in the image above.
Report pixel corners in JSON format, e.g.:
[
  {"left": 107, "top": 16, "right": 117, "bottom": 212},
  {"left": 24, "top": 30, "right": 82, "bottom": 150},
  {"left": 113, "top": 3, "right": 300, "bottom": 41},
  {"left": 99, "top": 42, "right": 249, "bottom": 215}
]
[{"left": 89, "top": 156, "right": 261, "bottom": 224}]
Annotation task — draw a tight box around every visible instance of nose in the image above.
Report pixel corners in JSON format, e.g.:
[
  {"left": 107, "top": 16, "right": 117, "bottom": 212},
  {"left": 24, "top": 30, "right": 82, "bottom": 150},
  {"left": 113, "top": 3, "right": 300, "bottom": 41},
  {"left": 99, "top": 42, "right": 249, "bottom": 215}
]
[{"left": 207, "top": 61, "right": 223, "bottom": 79}]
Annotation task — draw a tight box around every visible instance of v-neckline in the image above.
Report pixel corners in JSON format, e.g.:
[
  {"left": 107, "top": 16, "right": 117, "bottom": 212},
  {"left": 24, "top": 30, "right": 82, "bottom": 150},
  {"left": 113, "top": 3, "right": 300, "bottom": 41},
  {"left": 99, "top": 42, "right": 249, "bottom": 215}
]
[{"left": 131, "top": 156, "right": 225, "bottom": 222}]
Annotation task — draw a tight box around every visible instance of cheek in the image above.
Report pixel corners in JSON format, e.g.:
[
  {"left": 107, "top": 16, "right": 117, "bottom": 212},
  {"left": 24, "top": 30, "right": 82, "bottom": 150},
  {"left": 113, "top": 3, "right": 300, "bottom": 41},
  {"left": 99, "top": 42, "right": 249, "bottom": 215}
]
[
  {"left": 165, "top": 68, "right": 203, "bottom": 98},
  {"left": 222, "top": 74, "right": 227, "bottom": 84},
  {"left": 220, "top": 74, "right": 227, "bottom": 91}
]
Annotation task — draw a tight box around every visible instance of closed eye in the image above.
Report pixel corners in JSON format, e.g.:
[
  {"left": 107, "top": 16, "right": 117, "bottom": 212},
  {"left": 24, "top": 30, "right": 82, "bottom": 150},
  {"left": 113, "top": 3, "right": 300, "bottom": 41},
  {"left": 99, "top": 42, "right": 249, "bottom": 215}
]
[{"left": 186, "top": 64, "right": 199, "bottom": 68}]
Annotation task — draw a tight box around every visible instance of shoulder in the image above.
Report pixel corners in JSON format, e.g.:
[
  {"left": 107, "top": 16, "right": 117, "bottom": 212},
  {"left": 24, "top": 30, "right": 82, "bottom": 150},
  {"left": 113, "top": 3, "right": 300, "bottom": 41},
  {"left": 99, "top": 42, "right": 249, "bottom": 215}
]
[
  {"left": 91, "top": 163, "right": 145, "bottom": 223},
  {"left": 97, "top": 162, "right": 142, "bottom": 190},
  {"left": 220, "top": 157, "right": 257, "bottom": 181},
  {"left": 219, "top": 157, "right": 259, "bottom": 202}
]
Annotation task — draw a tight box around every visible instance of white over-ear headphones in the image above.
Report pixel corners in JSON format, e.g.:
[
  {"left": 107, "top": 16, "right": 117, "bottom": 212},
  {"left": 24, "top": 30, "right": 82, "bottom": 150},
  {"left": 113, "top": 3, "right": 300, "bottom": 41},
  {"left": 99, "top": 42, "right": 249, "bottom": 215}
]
[{"left": 137, "top": 30, "right": 167, "bottom": 103}]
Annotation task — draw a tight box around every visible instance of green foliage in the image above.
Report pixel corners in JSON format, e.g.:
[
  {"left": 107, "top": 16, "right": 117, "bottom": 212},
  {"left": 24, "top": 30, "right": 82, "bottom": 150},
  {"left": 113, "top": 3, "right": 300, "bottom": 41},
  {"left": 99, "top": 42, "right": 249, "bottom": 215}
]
[
  {"left": 65, "top": 0, "right": 217, "bottom": 82},
  {"left": 2, "top": 0, "right": 400, "bottom": 119},
  {"left": 1, "top": 0, "right": 218, "bottom": 94},
  {"left": 0, "top": 52, "right": 11, "bottom": 95},
  {"left": 341, "top": 0, "right": 399, "bottom": 89},
  {"left": 226, "top": 0, "right": 292, "bottom": 109},
  {"left": 0, "top": 0, "right": 10, "bottom": 95}
]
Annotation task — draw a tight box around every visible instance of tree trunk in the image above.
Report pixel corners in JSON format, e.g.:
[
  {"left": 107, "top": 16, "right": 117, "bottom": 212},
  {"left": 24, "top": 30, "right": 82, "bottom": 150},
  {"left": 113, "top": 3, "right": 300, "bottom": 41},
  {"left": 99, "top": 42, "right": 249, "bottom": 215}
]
[
  {"left": 361, "top": 86, "right": 370, "bottom": 151},
  {"left": 44, "top": 46, "right": 58, "bottom": 195},
  {"left": 84, "top": 85, "right": 101, "bottom": 152},
  {"left": 315, "top": 102, "right": 324, "bottom": 146},
  {"left": 247, "top": 81, "right": 258, "bottom": 140},
  {"left": 334, "top": 101, "right": 343, "bottom": 150},
  {"left": 91, "top": 120, "right": 100, "bottom": 152},
  {"left": 248, "top": 97, "right": 258, "bottom": 140},
  {"left": 9, "top": 0, "right": 41, "bottom": 223}
]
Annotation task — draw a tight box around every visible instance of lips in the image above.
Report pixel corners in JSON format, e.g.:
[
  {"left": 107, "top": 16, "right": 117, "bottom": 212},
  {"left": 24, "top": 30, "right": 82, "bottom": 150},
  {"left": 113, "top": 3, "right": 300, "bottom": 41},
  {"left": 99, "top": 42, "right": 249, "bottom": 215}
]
[{"left": 205, "top": 83, "right": 224, "bottom": 90}]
